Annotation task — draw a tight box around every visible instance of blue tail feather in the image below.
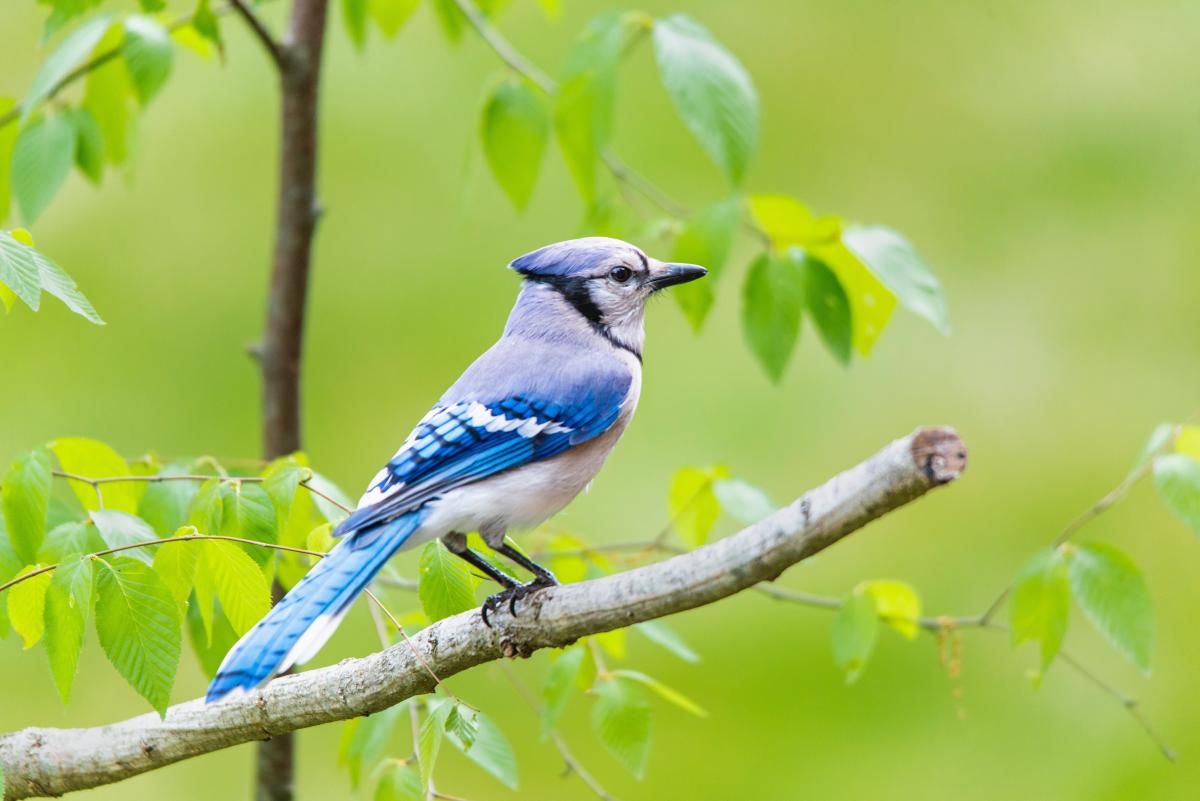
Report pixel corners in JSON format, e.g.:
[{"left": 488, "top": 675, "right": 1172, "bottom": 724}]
[{"left": 205, "top": 511, "right": 424, "bottom": 703}]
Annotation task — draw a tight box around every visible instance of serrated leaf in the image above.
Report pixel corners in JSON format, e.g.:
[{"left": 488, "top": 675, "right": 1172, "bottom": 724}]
[
  {"left": 0, "top": 98, "right": 19, "bottom": 224},
  {"left": 447, "top": 707, "right": 518, "bottom": 789},
  {"left": 0, "top": 230, "right": 42, "bottom": 310},
  {"left": 187, "top": 478, "right": 224, "bottom": 533},
  {"left": 22, "top": 16, "right": 114, "bottom": 125},
  {"left": 670, "top": 196, "right": 739, "bottom": 330},
  {"left": 418, "top": 698, "right": 453, "bottom": 790},
  {"left": 553, "top": 11, "right": 623, "bottom": 203},
  {"left": 591, "top": 675, "right": 652, "bottom": 779},
  {"left": 2, "top": 447, "right": 53, "bottom": 565},
  {"left": 542, "top": 645, "right": 586, "bottom": 737},
  {"left": 1010, "top": 548, "right": 1070, "bottom": 676},
  {"left": 138, "top": 468, "right": 199, "bottom": 535},
  {"left": 1068, "top": 543, "right": 1152, "bottom": 672},
  {"left": 64, "top": 106, "right": 104, "bottom": 184},
  {"left": 7, "top": 567, "right": 52, "bottom": 648},
  {"left": 12, "top": 114, "right": 76, "bottom": 224},
  {"left": 613, "top": 669, "right": 707, "bottom": 717},
  {"left": 633, "top": 619, "right": 700, "bottom": 663},
  {"left": 90, "top": 509, "right": 157, "bottom": 563},
  {"left": 220, "top": 482, "right": 276, "bottom": 567},
  {"left": 38, "top": 519, "right": 104, "bottom": 563},
  {"left": 861, "top": 579, "right": 921, "bottom": 640},
  {"left": 481, "top": 77, "right": 549, "bottom": 211},
  {"left": 800, "top": 253, "right": 852, "bottom": 365},
  {"left": 810, "top": 239, "right": 897, "bottom": 357},
  {"left": 373, "top": 759, "right": 422, "bottom": 801},
  {"left": 262, "top": 460, "right": 305, "bottom": 530},
  {"left": 668, "top": 465, "right": 726, "bottom": 547},
  {"left": 843, "top": 225, "right": 949, "bottom": 336},
  {"left": 418, "top": 540, "right": 476, "bottom": 622},
  {"left": 185, "top": 599, "right": 238, "bottom": 678},
  {"left": 1153, "top": 454, "right": 1200, "bottom": 535},
  {"left": 84, "top": 25, "right": 132, "bottom": 166},
  {"left": 196, "top": 540, "right": 270, "bottom": 636},
  {"left": 122, "top": 16, "right": 173, "bottom": 104},
  {"left": 45, "top": 557, "right": 92, "bottom": 702},
  {"left": 95, "top": 556, "right": 180, "bottom": 714},
  {"left": 25, "top": 237, "right": 104, "bottom": 323},
  {"left": 831, "top": 588, "right": 878, "bottom": 683},
  {"left": 712, "top": 477, "right": 775, "bottom": 525},
  {"left": 51, "top": 438, "right": 138, "bottom": 512},
  {"left": 152, "top": 533, "right": 199, "bottom": 610},
  {"left": 370, "top": 0, "right": 420, "bottom": 37},
  {"left": 652, "top": 14, "right": 758, "bottom": 184},
  {"left": 741, "top": 251, "right": 805, "bottom": 381}
]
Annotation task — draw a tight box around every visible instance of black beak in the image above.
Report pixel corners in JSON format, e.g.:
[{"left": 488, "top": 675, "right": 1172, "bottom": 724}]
[{"left": 648, "top": 262, "right": 708, "bottom": 291}]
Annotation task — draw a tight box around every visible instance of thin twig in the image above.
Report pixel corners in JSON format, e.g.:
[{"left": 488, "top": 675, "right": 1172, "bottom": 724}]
[
  {"left": 229, "top": 0, "right": 285, "bottom": 68},
  {"left": 364, "top": 588, "right": 453, "bottom": 697},
  {"left": 500, "top": 663, "right": 622, "bottom": 801}
]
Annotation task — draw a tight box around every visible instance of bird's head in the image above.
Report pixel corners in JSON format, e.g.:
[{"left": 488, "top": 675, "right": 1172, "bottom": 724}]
[{"left": 508, "top": 237, "right": 707, "bottom": 356}]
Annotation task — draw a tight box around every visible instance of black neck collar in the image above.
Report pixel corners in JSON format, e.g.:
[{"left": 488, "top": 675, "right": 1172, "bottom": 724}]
[{"left": 522, "top": 275, "right": 642, "bottom": 362}]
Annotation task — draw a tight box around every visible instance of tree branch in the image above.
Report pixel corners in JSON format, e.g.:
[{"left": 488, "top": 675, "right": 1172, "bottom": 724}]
[
  {"left": 229, "top": 0, "right": 286, "bottom": 69},
  {"left": 0, "top": 427, "right": 964, "bottom": 800}
]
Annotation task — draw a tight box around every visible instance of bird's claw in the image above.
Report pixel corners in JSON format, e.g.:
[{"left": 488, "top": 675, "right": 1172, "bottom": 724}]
[{"left": 481, "top": 576, "right": 557, "bottom": 628}]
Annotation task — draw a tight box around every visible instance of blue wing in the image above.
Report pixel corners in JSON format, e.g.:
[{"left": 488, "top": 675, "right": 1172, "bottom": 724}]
[{"left": 334, "top": 380, "right": 630, "bottom": 539}]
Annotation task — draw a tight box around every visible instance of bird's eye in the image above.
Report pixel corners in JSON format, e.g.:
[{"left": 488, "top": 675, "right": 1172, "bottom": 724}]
[{"left": 609, "top": 266, "right": 633, "bottom": 283}]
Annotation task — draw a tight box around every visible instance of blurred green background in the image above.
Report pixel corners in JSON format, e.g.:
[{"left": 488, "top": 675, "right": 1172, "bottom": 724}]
[{"left": 2, "top": 0, "right": 1199, "bottom": 799}]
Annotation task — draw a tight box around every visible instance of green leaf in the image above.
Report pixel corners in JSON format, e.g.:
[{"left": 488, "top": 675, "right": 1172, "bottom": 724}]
[
  {"left": 1132, "top": 423, "right": 1176, "bottom": 475},
  {"left": 306, "top": 471, "right": 352, "bottom": 524},
  {"left": 139, "top": 468, "right": 199, "bottom": 535},
  {"left": 95, "top": 556, "right": 180, "bottom": 715},
  {"left": 51, "top": 437, "right": 138, "bottom": 512},
  {"left": 542, "top": 645, "right": 586, "bottom": 737},
  {"left": 633, "top": 619, "right": 700, "bottom": 662},
  {"left": 83, "top": 25, "right": 132, "bottom": 166},
  {"left": 670, "top": 196, "right": 740, "bottom": 330},
  {"left": 219, "top": 482, "right": 276, "bottom": 566},
  {"left": 195, "top": 540, "right": 270, "bottom": 636},
  {"left": 1152, "top": 454, "right": 1200, "bottom": 536},
  {"left": 417, "top": 540, "right": 476, "bottom": 622},
  {"left": 45, "top": 557, "right": 93, "bottom": 702},
  {"left": 800, "top": 253, "right": 852, "bottom": 366},
  {"left": 90, "top": 509, "right": 157, "bottom": 564},
  {"left": 0, "top": 98, "right": 19, "bottom": 223},
  {"left": 861, "top": 579, "right": 921, "bottom": 640},
  {"left": 447, "top": 707, "right": 518, "bottom": 789},
  {"left": 1010, "top": 548, "right": 1070, "bottom": 676},
  {"left": 668, "top": 465, "right": 726, "bottom": 547},
  {"left": 192, "top": 0, "right": 224, "bottom": 53},
  {"left": 22, "top": 16, "right": 114, "bottom": 125},
  {"left": 185, "top": 599, "right": 238, "bottom": 678},
  {"left": 152, "top": 532, "right": 199, "bottom": 610},
  {"left": 444, "top": 702, "right": 479, "bottom": 751},
  {"left": 1068, "top": 543, "right": 1152, "bottom": 672},
  {"left": 12, "top": 114, "right": 76, "bottom": 224},
  {"left": 7, "top": 567, "right": 52, "bottom": 648},
  {"left": 741, "top": 251, "right": 805, "bottom": 381},
  {"left": 652, "top": 14, "right": 758, "bottom": 184},
  {"left": 38, "top": 520, "right": 105, "bottom": 563},
  {"left": 418, "top": 698, "right": 453, "bottom": 790},
  {"left": 187, "top": 478, "right": 225, "bottom": 533},
  {"left": 2, "top": 447, "right": 53, "bottom": 565},
  {"left": 811, "top": 239, "right": 897, "bottom": 357},
  {"left": 262, "top": 461, "right": 305, "bottom": 531},
  {"left": 831, "top": 588, "right": 878, "bottom": 683},
  {"left": 612, "top": 669, "right": 707, "bottom": 717},
  {"left": 1176, "top": 425, "right": 1200, "bottom": 460},
  {"left": 25, "top": 236, "right": 104, "bottom": 323},
  {"left": 342, "top": 0, "right": 369, "bottom": 50},
  {"left": 374, "top": 760, "right": 422, "bottom": 801},
  {"left": 0, "top": 230, "right": 42, "bottom": 310},
  {"left": 370, "top": 0, "right": 420, "bottom": 38},
  {"left": 481, "top": 77, "right": 550, "bottom": 211},
  {"left": 748, "top": 194, "right": 813, "bottom": 246},
  {"left": 843, "top": 226, "right": 949, "bottom": 336},
  {"left": 591, "top": 676, "right": 652, "bottom": 779},
  {"left": 64, "top": 106, "right": 104, "bottom": 184},
  {"left": 429, "top": 0, "right": 464, "bottom": 42},
  {"left": 712, "top": 478, "right": 774, "bottom": 525},
  {"left": 122, "top": 16, "right": 174, "bottom": 104},
  {"left": 553, "top": 11, "right": 623, "bottom": 203},
  {"left": 339, "top": 703, "right": 406, "bottom": 788}
]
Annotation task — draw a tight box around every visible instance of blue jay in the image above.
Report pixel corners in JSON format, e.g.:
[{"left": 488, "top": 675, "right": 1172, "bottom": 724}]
[{"left": 206, "top": 237, "right": 706, "bottom": 702}]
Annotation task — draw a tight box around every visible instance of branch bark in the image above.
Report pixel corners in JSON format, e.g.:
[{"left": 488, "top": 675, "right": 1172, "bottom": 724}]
[{"left": 0, "top": 427, "right": 966, "bottom": 801}]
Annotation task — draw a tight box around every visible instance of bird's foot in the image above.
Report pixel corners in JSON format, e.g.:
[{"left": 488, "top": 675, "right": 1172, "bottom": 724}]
[{"left": 481, "top": 575, "right": 557, "bottom": 628}]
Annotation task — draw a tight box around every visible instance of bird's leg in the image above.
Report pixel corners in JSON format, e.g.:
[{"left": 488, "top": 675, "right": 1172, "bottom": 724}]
[
  {"left": 441, "top": 532, "right": 520, "bottom": 588},
  {"left": 478, "top": 528, "right": 559, "bottom": 627}
]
